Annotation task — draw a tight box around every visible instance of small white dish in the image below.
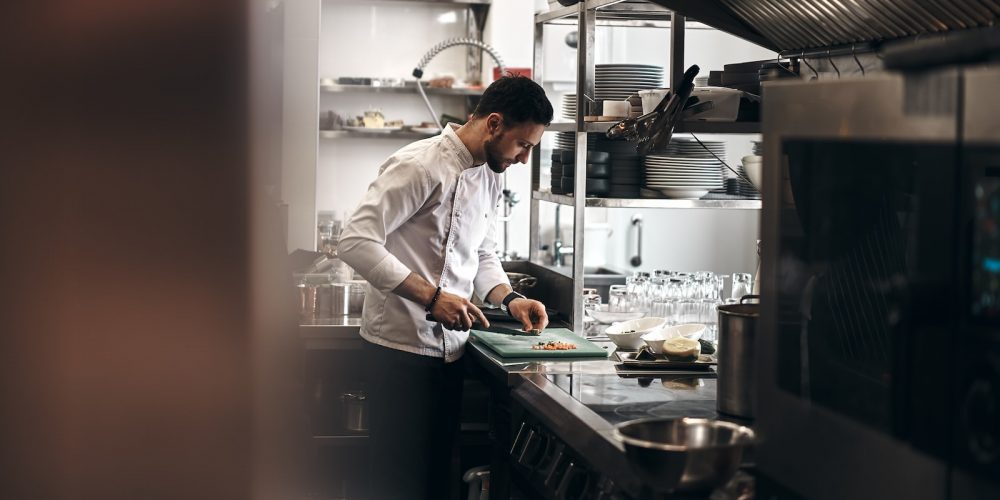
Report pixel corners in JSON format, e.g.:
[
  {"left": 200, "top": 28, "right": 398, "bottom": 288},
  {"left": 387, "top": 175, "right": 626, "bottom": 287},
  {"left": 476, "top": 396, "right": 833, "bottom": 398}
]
[
  {"left": 605, "top": 317, "right": 667, "bottom": 350},
  {"left": 663, "top": 323, "right": 707, "bottom": 341}
]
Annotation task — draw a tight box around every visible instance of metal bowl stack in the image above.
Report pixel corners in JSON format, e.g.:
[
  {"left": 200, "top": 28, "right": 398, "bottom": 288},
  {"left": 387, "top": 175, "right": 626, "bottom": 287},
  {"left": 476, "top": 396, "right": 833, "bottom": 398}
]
[{"left": 613, "top": 417, "right": 755, "bottom": 493}]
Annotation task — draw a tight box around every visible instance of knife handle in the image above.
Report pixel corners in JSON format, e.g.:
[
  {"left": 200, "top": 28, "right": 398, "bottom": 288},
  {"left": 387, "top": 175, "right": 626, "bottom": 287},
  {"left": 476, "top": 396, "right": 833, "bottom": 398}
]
[{"left": 424, "top": 313, "right": 486, "bottom": 329}]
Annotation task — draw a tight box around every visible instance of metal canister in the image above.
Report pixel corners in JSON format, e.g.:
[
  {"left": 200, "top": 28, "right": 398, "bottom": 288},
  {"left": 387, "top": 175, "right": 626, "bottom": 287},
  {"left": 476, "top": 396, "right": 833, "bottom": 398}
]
[
  {"left": 341, "top": 391, "right": 368, "bottom": 433},
  {"left": 330, "top": 283, "right": 351, "bottom": 316},
  {"left": 716, "top": 295, "right": 759, "bottom": 419},
  {"left": 347, "top": 280, "right": 366, "bottom": 315}
]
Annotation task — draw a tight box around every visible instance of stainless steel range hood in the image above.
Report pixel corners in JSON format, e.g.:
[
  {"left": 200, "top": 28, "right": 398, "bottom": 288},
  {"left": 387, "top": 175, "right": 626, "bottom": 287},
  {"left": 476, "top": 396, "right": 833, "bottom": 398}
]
[{"left": 649, "top": 0, "right": 1000, "bottom": 53}]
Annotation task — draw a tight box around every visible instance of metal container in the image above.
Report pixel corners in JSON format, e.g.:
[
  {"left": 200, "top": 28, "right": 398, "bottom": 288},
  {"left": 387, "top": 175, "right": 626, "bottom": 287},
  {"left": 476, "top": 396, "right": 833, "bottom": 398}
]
[
  {"left": 330, "top": 283, "right": 351, "bottom": 316},
  {"left": 716, "top": 295, "right": 759, "bottom": 419},
  {"left": 347, "top": 280, "right": 366, "bottom": 315},
  {"left": 505, "top": 272, "right": 537, "bottom": 295},
  {"left": 613, "top": 417, "right": 755, "bottom": 493},
  {"left": 341, "top": 391, "right": 368, "bottom": 433}
]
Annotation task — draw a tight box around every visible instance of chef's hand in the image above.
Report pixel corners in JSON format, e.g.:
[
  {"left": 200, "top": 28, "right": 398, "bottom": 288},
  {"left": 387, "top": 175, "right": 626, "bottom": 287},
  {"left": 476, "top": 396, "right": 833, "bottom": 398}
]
[
  {"left": 429, "top": 291, "right": 489, "bottom": 331},
  {"left": 508, "top": 298, "right": 549, "bottom": 332}
]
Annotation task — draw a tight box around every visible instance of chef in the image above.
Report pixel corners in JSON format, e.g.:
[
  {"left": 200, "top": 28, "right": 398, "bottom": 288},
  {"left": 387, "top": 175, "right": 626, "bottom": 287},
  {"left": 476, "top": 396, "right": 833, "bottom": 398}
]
[{"left": 338, "top": 75, "right": 554, "bottom": 499}]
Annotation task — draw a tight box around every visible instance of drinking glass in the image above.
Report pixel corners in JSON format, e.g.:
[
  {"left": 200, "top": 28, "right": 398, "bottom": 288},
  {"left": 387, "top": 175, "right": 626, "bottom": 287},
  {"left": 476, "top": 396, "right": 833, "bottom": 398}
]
[
  {"left": 609, "top": 285, "right": 630, "bottom": 312},
  {"left": 732, "top": 273, "right": 753, "bottom": 301}
]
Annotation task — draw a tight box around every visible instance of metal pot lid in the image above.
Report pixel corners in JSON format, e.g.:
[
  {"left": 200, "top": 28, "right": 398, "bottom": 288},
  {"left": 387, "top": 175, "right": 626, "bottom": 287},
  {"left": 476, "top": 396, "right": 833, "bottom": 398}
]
[{"left": 717, "top": 303, "right": 759, "bottom": 318}]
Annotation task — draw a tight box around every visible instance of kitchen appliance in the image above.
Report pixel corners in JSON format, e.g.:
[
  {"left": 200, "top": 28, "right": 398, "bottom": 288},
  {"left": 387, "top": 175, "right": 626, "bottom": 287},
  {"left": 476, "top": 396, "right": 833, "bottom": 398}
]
[
  {"left": 716, "top": 296, "right": 758, "bottom": 419},
  {"left": 758, "top": 66, "right": 1000, "bottom": 500}
]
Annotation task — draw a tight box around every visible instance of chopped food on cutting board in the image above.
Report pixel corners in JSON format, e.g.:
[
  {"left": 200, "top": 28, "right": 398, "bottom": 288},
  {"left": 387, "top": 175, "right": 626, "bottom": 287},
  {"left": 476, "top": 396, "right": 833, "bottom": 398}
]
[
  {"left": 662, "top": 337, "right": 701, "bottom": 361},
  {"left": 531, "top": 340, "right": 577, "bottom": 350}
]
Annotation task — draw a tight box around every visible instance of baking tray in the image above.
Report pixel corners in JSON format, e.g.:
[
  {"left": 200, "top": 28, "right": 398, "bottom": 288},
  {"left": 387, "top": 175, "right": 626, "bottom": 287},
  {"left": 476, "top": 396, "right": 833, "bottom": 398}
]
[{"left": 614, "top": 348, "right": 717, "bottom": 370}]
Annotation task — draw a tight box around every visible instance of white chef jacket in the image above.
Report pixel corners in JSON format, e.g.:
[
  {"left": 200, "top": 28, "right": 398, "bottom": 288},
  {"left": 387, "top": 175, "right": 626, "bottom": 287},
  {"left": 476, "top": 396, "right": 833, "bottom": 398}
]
[{"left": 337, "top": 124, "right": 509, "bottom": 362}]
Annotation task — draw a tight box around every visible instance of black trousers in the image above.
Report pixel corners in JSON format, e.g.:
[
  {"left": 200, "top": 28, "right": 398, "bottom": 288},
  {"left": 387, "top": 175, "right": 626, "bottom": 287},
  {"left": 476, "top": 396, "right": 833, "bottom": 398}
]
[{"left": 363, "top": 340, "right": 465, "bottom": 500}]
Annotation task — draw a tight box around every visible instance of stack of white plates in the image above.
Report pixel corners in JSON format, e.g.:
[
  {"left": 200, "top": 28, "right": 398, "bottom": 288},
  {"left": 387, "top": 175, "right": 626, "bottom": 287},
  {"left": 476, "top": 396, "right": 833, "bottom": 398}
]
[
  {"left": 660, "top": 137, "right": 727, "bottom": 159},
  {"left": 751, "top": 140, "right": 762, "bottom": 156},
  {"left": 561, "top": 93, "right": 577, "bottom": 121},
  {"left": 644, "top": 154, "right": 725, "bottom": 199},
  {"left": 596, "top": 64, "right": 664, "bottom": 101}
]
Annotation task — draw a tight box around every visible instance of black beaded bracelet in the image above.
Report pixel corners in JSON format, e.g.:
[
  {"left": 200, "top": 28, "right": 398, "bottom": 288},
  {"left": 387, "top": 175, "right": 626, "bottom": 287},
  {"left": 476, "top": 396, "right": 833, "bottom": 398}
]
[{"left": 425, "top": 286, "right": 442, "bottom": 312}]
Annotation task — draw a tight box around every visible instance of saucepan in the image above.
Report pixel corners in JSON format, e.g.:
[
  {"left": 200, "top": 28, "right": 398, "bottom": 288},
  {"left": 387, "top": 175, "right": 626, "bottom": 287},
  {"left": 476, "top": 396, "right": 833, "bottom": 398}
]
[{"left": 506, "top": 272, "right": 537, "bottom": 295}]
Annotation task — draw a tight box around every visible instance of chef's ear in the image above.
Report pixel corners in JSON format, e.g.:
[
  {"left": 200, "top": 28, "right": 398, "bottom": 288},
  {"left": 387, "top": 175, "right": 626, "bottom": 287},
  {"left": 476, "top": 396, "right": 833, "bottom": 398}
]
[{"left": 487, "top": 113, "right": 504, "bottom": 134}]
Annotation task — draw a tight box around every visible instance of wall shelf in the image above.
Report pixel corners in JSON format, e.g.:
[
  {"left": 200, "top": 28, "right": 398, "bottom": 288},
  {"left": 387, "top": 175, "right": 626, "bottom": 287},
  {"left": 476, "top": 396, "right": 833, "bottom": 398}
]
[
  {"left": 320, "top": 82, "right": 483, "bottom": 96},
  {"left": 532, "top": 190, "right": 761, "bottom": 209},
  {"left": 320, "top": 129, "right": 436, "bottom": 140}
]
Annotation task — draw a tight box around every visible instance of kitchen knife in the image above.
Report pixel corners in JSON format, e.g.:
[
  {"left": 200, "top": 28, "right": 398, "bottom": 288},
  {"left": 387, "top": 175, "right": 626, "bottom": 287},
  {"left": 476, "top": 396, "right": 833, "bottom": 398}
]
[{"left": 424, "top": 314, "right": 541, "bottom": 336}]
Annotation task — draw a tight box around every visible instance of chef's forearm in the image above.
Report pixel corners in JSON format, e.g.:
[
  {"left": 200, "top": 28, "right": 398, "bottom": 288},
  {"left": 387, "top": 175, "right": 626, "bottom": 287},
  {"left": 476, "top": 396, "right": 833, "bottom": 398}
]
[
  {"left": 392, "top": 272, "right": 438, "bottom": 308},
  {"left": 485, "top": 283, "right": 513, "bottom": 306}
]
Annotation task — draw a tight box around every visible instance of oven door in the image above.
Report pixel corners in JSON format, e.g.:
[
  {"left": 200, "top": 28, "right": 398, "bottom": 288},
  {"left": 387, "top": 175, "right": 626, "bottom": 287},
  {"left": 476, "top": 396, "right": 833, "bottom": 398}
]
[{"left": 758, "top": 70, "right": 961, "bottom": 500}]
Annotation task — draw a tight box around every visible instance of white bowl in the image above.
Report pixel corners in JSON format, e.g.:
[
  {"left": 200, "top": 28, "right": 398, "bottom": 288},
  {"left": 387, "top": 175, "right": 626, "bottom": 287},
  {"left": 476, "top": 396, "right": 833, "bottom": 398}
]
[
  {"left": 587, "top": 305, "right": 646, "bottom": 324},
  {"left": 663, "top": 323, "right": 706, "bottom": 341},
  {"left": 604, "top": 329, "right": 647, "bottom": 350},
  {"left": 638, "top": 88, "right": 670, "bottom": 114},
  {"left": 641, "top": 333, "right": 669, "bottom": 354},
  {"left": 606, "top": 317, "right": 668, "bottom": 350},
  {"left": 741, "top": 155, "right": 763, "bottom": 190}
]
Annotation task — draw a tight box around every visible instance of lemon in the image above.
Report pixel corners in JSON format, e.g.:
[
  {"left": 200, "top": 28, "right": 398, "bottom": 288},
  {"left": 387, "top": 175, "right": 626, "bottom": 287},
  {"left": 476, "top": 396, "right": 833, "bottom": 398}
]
[{"left": 663, "top": 337, "right": 701, "bottom": 361}]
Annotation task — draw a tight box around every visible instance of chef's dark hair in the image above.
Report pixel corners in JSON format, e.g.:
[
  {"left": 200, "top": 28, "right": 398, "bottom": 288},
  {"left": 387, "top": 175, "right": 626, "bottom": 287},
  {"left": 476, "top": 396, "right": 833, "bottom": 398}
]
[{"left": 472, "top": 75, "right": 553, "bottom": 126}]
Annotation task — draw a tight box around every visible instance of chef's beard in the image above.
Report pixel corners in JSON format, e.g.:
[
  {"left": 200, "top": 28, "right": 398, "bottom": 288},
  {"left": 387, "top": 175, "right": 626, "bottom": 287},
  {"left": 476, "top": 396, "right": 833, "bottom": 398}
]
[{"left": 484, "top": 134, "right": 511, "bottom": 174}]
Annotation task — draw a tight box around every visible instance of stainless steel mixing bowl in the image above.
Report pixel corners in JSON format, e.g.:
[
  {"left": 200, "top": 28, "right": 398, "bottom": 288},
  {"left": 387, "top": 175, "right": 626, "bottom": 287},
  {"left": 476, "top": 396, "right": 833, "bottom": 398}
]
[{"left": 613, "top": 417, "right": 755, "bottom": 493}]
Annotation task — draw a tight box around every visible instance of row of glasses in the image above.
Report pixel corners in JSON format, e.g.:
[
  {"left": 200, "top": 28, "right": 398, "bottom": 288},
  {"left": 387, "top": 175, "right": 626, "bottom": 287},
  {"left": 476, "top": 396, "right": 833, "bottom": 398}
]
[{"left": 618, "top": 270, "right": 755, "bottom": 341}]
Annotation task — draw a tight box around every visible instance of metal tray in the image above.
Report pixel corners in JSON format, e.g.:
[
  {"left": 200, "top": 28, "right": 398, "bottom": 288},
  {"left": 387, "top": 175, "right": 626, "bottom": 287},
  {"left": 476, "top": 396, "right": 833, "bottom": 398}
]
[{"left": 614, "top": 348, "right": 717, "bottom": 370}]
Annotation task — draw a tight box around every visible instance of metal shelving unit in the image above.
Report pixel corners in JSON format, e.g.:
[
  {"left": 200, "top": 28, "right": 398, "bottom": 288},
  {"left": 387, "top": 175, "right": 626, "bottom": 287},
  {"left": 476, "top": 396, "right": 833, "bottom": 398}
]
[
  {"left": 532, "top": 190, "right": 761, "bottom": 209},
  {"left": 530, "top": 0, "right": 762, "bottom": 329},
  {"left": 546, "top": 120, "right": 760, "bottom": 134}
]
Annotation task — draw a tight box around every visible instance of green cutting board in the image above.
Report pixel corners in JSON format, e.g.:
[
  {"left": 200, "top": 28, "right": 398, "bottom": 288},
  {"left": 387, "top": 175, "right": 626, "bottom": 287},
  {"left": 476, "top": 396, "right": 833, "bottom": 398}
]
[{"left": 471, "top": 328, "right": 609, "bottom": 358}]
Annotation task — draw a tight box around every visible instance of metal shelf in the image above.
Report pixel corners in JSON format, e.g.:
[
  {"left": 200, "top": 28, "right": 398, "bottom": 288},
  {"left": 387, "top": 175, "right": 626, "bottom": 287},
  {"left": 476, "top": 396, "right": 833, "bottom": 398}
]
[
  {"left": 536, "top": 0, "right": 671, "bottom": 25},
  {"left": 532, "top": 190, "right": 761, "bottom": 209},
  {"left": 546, "top": 121, "right": 760, "bottom": 134},
  {"left": 320, "top": 129, "right": 435, "bottom": 140},
  {"left": 320, "top": 82, "right": 483, "bottom": 96}
]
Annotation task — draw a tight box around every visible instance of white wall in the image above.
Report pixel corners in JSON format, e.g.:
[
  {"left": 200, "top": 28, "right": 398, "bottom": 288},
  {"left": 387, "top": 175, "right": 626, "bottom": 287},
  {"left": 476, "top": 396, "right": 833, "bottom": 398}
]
[{"left": 282, "top": 0, "right": 321, "bottom": 251}]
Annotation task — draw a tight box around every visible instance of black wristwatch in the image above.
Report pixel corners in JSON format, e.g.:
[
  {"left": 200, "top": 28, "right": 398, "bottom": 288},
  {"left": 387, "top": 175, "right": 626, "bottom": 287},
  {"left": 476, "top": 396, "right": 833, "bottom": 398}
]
[{"left": 500, "top": 291, "right": 526, "bottom": 316}]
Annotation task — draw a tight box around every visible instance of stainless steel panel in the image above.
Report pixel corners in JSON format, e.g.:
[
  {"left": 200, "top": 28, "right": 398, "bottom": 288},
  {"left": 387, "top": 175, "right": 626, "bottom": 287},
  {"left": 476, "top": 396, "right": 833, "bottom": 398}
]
[
  {"left": 963, "top": 66, "right": 1000, "bottom": 144},
  {"left": 762, "top": 72, "right": 958, "bottom": 143},
  {"left": 757, "top": 70, "right": 957, "bottom": 500}
]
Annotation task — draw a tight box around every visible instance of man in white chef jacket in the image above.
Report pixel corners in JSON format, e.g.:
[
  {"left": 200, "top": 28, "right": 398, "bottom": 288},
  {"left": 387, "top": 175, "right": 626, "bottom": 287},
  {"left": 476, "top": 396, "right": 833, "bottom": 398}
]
[{"left": 338, "top": 75, "right": 554, "bottom": 500}]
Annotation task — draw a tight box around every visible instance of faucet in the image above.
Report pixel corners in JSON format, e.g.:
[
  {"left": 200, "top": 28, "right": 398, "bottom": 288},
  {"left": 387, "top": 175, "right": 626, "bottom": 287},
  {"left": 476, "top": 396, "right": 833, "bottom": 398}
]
[{"left": 552, "top": 205, "right": 574, "bottom": 266}]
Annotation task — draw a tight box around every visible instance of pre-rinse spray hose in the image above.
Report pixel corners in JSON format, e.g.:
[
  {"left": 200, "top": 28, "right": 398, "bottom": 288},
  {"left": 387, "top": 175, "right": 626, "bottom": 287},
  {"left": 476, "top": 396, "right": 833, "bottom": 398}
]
[{"left": 413, "top": 38, "right": 506, "bottom": 127}]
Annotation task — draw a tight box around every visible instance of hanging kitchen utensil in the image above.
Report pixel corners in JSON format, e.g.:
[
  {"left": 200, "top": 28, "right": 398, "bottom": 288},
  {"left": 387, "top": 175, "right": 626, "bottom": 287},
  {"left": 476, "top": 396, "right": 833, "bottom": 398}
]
[{"left": 606, "top": 65, "right": 700, "bottom": 156}]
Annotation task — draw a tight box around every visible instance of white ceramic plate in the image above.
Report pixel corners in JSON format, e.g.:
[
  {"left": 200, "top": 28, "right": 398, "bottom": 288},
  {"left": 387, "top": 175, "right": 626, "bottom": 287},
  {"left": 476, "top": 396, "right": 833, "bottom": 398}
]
[{"left": 658, "top": 188, "right": 709, "bottom": 199}]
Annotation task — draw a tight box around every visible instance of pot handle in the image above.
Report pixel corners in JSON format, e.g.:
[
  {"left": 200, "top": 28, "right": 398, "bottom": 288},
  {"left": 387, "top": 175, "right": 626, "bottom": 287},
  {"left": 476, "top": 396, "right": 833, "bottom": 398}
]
[
  {"left": 739, "top": 294, "right": 761, "bottom": 304},
  {"left": 513, "top": 276, "right": 537, "bottom": 288}
]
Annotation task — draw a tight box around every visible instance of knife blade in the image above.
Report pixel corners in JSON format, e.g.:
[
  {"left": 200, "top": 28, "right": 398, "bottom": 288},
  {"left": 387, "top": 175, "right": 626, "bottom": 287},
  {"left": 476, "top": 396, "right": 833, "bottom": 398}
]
[{"left": 424, "top": 314, "right": 541, "bottom": 336}]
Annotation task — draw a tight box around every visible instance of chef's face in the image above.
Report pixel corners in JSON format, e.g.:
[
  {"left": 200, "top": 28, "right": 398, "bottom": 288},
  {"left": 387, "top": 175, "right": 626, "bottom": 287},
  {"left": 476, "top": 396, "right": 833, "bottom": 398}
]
[{"left": 483, "top": 114, "right": 545, "bottom": 174}]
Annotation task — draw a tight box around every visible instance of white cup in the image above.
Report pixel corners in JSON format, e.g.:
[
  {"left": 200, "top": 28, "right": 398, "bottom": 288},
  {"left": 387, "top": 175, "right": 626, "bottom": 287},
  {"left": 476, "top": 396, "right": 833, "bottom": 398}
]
[{"left": 602, "top": 100, "right": 629, "bottom": 117}]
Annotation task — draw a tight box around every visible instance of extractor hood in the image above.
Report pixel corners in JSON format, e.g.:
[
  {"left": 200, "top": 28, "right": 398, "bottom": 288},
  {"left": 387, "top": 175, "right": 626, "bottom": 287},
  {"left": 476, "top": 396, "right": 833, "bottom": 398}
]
[{"left": 649, "top": 0, "right": 1000, "bottom": 53}]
